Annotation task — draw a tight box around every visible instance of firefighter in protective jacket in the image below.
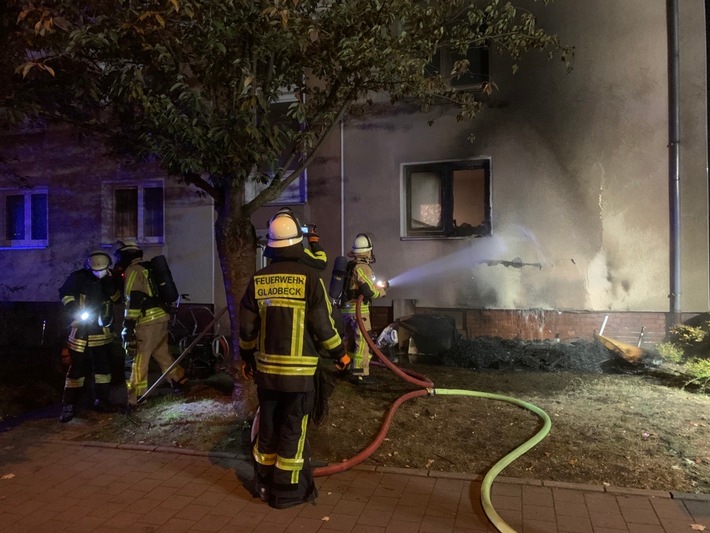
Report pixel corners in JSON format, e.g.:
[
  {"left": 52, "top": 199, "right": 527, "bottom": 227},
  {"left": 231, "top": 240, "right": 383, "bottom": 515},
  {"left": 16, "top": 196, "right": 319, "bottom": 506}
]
[
  {"left": 59, "top": 250, "right": 121, "bottom": 423},
  {"left": 341, "top": 233, "right": 388, "bottom": 384},
  {"left": 264, "top": 208, "right": 343, "bottom": 426},
  {"left": 114, "top": 241, "right": 187, "bottom": 415},
  {"left": 239, "top": 212, "right": 349, "bottom": 509}
]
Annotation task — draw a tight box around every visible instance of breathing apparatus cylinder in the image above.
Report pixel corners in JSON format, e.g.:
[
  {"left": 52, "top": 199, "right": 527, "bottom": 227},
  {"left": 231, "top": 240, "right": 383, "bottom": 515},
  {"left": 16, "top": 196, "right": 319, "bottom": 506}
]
[
  {"left": 150, "top": 255, "right": 179, "bottom": 305},
  {"left": 328, "top": 255, "right": 349, "bottom": 303}
]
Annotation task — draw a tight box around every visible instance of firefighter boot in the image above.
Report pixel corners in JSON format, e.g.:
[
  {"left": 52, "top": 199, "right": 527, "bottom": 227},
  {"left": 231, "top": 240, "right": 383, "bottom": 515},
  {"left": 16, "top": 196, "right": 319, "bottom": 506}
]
[
  {"left": 93, "top": 399, "right": 113, "bottom": 413},
  {"left": 59, "top": 404, "right": 75, "bottom": 423},
  {"left": 269, "top": 483, "right": 318, "bottom": 509},
  {"left": 171, "top": 376, "right": 191, "bottom": 395},
  {"left": 255, "top": 484, "right": 270, "bottom": 503},
  {"left": 93, "top": 383, "right": 113, "bottom": 412},
  {"left": 349, "top": 369, "right": 376, "bottom": 386},
  {"left": 125, "top": 403, "right": 143, "bottom": 425}
]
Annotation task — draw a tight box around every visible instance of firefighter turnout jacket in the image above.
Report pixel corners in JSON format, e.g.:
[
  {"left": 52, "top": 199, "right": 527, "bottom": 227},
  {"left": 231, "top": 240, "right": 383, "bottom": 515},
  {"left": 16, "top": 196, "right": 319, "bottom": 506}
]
[
  {"left": 340, "top": 259, "right": 385, "bottom": 316},
  {"left": 123, "top": 258, "right": 169, "bottom": 326},
  {"left": 59, "top": 269, "right": 121, "bottom": 352},
  {"left": 239, "top": 245, "right": 345, "bottom": 393}
]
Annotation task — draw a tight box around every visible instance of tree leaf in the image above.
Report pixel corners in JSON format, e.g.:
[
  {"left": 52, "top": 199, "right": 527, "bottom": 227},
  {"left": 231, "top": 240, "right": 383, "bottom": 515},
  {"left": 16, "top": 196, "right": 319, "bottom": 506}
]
[{"left": 21, "top": 62, "right": 34, "bottom": 78}]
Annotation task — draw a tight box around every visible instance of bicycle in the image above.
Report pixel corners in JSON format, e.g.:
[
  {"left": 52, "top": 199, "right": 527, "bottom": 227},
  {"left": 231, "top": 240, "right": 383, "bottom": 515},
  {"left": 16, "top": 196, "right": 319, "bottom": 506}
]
[
  {"left": 168, "top": 293, "right": 193, "bottom": 346},
  {"left": 168, "top": 294, "right": 230, "bottom": 379}
]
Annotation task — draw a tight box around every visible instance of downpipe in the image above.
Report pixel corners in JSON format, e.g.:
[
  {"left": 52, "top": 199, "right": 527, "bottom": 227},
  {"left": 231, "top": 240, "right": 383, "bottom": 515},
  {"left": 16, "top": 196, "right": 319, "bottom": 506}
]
[{"left": 313, "top": 295, "right": 552, "bottom": 533}]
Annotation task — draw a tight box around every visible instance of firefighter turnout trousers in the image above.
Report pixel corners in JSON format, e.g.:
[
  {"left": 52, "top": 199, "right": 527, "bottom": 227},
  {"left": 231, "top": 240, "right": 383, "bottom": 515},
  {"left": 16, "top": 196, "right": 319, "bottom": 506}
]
[
  {"left": 63, "top": 328, "right": 113, "bottom": 407},
  {"left": 342, "top": 312, "right": 372, "bottom": 376},
  {"left": 253, "top": 388, "right": 316, "bottom": 507},
  {"left": 125, "top": 319, "right": 185, "bottom": 405}
]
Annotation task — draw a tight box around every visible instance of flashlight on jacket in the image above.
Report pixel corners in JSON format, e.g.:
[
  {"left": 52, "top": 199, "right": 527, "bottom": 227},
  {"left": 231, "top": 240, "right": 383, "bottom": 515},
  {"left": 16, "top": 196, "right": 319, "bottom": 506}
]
[
  {"left": 376, "top": 280, "right": 389, "bottom": 289},
  {"left": 78, "top": 311, "right": 92, "bottom": 322}
]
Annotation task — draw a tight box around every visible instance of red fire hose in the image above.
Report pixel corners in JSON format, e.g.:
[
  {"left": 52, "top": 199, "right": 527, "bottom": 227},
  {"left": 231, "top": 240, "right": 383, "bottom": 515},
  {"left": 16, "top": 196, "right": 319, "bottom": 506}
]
[{"left": 313, "top": 295, "right": 433, "bottom": 477}]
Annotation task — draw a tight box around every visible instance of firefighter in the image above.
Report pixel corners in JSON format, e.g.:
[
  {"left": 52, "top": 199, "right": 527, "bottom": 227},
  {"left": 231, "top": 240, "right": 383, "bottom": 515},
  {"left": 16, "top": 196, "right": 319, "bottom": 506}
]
[
  {"left": 59, "top": 250, "right": 122, "bottom": 422},
  {"left": 239, "top": 211, "right": 350, "bottom": 509},
  {"left": 341, "top": 233, "right": 388, "bottom": 385},
  {"left": 114, "top": 241, "right": 187, "bottom": 418},
  {"left": 264, "top": 208, "right": 343, "bottom": 426}
]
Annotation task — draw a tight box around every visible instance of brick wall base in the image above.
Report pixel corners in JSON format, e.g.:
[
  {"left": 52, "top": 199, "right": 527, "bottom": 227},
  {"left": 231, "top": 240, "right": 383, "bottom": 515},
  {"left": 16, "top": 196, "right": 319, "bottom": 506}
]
[
  {"left": 2, "top": 302, "right": 704, "bottom": 351},
  {"left": 370, "top": 305, "right": 705, "bottom": 348}
]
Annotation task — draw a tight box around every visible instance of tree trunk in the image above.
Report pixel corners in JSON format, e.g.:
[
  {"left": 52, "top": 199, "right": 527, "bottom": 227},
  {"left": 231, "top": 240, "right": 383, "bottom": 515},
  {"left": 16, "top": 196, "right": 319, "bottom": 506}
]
[{"left": 214, "top": 203, "right": 259, "bottom": 421}]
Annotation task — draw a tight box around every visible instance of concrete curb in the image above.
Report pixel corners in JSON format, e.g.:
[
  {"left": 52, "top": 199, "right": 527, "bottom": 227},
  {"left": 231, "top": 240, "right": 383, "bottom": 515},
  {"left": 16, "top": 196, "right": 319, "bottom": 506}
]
[{"left": 62, "top": 437, "right": 701, "bottom": 502}]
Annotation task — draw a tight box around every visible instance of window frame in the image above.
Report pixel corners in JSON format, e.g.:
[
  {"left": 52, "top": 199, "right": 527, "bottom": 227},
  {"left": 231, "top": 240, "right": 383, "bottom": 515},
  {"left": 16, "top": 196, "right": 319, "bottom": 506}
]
[
  {"left": 245, "top": 169, "right": 308, "bottom": 206},
  {"left": 401, "top": 159, "right": 491, "bottom": 240},
  {"left": 0, "top": 187, "right": 48, "bottom": 249},
  {"left": 245, "top": 93, "right": 309, "bottom": 205},
  {"left": 427, "top": 45, "right": 490, "bottom": 91},
  {"left": 101, "top": 179, "right": 165, "bottom": 246}
]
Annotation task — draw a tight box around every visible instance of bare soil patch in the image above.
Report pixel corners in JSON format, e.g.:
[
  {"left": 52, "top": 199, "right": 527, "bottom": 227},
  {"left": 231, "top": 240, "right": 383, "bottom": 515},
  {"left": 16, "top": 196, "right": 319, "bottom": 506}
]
[{"left": 2, "top": 339, "right": 709, "bottom": 494}]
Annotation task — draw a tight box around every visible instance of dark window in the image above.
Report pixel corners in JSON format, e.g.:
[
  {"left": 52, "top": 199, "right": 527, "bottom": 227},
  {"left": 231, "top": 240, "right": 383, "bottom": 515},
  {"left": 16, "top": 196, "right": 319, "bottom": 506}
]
[
  {"left": 143, "top": 187, "right": 164, "bottom": 238},
  {"left": 108, "top": 182, "right": 164, "bottom": 244},
  {"left": 426, "top": 46, "right": 490, "bottom": 89},
  {"left": 115, "top": 188, "right": 138, "bottom": 238},
  {"left": 246, "top": 99, "right": 308, "bottom": 205},
  {"left": 30, "top": 193, "right": 47, "bottom": 240},
  {"left": 6, "top": 195, "right": 24, "bottom": 240},
  {"left": 1, "top": 188, "right": 48, "bottom": 248},
  {"left": 404, "top": 160, "right": 491, "bottom": 238}
]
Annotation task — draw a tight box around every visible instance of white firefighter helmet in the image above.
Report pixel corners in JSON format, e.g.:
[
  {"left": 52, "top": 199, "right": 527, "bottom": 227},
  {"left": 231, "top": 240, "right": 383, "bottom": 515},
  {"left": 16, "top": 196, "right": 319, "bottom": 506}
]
[
  {"left": 87, "top": 250, "right": 112, "bottom": 271},
  {"left": 268, "top": 212, "right": 303, "bottom": 248},
  {"left": 114, "top": 240, "right": 143, "bottom": 268},
  {"left": 117, "top": 239, "right": 140, "bottom": 253},
  {"left": 351, "top": 233, "right": 373, "bottom": 254},
  {"left": 87, "top": 250, "right": 112, "bottom": 278}
]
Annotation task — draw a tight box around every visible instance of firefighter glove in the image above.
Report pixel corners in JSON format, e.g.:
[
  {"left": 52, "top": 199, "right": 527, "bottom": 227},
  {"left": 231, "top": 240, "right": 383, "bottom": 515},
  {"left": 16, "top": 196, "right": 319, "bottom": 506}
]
[
  {"left": 307, "top": 224, "right": 319, "bottom": 244},
  {"left": 335, "top": 354, "right": 352, "bottom": 372},
  {"left": 241, "top": 359, "right": 257, "bottom": 381},
  {"left": 60, "top": 347, "right": 72, "bottom": 367},
  {"left": 121, "top": 324, "right": 137, "bottom": 358},
  {"left": 64, "top": 300, "right": 79, "bottom": 315},
  {"left": 121, "top": 324, "right": 136, "bottom": 343},
  {"left": 123, "top": 339, "right": 137, "bottom": 359},
  {"left": 65, "top": 301, "right": 80, "bottom": 326}
]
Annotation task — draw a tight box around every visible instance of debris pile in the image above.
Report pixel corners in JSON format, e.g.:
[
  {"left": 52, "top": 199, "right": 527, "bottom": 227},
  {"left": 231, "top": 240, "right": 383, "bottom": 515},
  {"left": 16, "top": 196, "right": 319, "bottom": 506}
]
[{"left": 434, "top": 337, "right": 631, "bottom": 373}]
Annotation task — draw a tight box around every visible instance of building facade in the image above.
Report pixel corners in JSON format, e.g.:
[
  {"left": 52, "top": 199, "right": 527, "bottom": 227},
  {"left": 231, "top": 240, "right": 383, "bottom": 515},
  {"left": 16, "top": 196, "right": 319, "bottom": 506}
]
[{"left": 1, "top": 0, "right": 707, "bottom": 350}]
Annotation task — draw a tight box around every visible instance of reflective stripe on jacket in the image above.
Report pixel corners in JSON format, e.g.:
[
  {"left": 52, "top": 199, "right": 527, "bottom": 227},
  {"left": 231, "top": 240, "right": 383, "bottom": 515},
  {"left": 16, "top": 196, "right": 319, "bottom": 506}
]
[
  {"left": 59, "top": 268, "right": 120, "bottom": 350},
  {"left": 123, "top": 260, "right": 169, "bottom": 325},
  {"left": 340, "top": 261, "right": 384, "bottom": 315},
  {"left": 239, "top": 253, "right": 344, "bottom": 393}
]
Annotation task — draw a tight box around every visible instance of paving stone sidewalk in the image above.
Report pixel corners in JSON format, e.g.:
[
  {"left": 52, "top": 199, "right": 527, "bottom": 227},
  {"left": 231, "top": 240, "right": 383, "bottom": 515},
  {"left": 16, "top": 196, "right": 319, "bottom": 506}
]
[{"left": 0, "top": 420, "right": 709, "bottom": 533}]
